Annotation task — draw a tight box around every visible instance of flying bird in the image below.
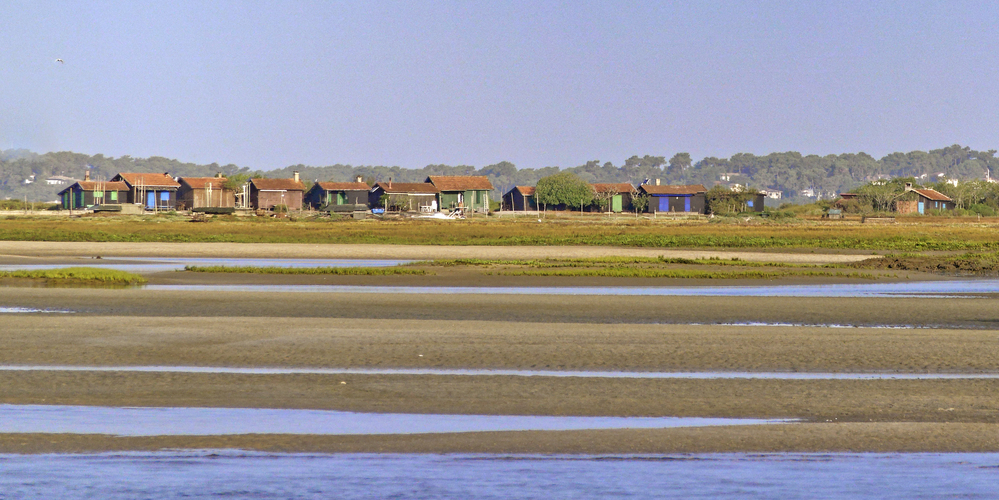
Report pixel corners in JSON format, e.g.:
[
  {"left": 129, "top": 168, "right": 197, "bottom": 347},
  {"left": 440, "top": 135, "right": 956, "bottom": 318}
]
[{"left": 55, "top": 59, "right": 64, "bottom": 64}]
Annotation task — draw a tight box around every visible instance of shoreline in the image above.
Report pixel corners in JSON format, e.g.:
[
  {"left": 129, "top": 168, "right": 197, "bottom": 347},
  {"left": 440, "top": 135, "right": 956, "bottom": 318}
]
[
  {"left": 3, "top": 423, "right": 999, "bottom": 454},
  {"left": 0, "top": 241, "right": 876, "bottom": 264}
]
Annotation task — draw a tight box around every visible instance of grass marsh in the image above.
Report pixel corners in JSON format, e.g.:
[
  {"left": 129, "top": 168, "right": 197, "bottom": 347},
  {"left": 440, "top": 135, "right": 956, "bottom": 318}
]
[
  {"left": 183, "top": 265, "right": 429, "bottom": 276},
  {"left": 0, "top": 267, "right": 147, "bottom": 284},
  {"left": 2, "top": 217, "right": 999, "bottom": 251}
]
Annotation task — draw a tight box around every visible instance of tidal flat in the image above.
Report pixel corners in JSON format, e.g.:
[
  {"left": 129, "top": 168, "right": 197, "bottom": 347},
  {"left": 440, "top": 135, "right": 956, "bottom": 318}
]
[{"left": 1, "top": 242, "right": 998, "bottom": 454}]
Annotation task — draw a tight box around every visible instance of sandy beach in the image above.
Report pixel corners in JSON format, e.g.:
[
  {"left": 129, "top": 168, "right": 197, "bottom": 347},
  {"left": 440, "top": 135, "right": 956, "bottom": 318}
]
[{"left": 1, "top": 241, "right": 997, "bottom": 454}]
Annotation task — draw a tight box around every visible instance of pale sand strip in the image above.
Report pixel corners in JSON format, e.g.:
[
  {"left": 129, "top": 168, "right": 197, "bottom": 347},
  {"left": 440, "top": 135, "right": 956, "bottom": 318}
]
[
  {"left": 4, "top": 423, "right": 999, "bottom": 454},
  {"left": 0, "top": 241, "right": 873, "bottom": 264}
]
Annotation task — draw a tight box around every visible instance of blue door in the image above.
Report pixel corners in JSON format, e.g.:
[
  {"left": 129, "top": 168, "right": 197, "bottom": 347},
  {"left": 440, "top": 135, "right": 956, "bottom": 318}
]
[
  {"left": 918, "top": 201, "right": 924, "bottom": 214},
  {"left": 146, "top": 192, "right": 156, "bottom": 209},
  {"left": 684, "top": 197, "right": 691, "bottom": 212},
  {"left": 658, "top": 197, "right": 669, "bottom": 212}
]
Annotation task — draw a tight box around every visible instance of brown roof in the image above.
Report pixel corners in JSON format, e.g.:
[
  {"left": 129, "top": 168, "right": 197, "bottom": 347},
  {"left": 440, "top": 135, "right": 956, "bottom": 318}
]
[
  {"left": 179, "top": 177, "right": 228, "bottom": 190},
  {"left": 839, "top": 193, "right": 859, "bottom": 199},
  {"left": 316, "top": 182, "right": 371, "bottom": 191},
  {"left": 373, "top": 182, "right": 439, "bottom": 194},
  {"left": 591, "top": 183, "right": 637, "bottom": 194},
  {"left": 114, "top": 172, "right": 180, "bottom": 188},
  {"left": 639, "top": 184, "right": 707, "bottom": 195},
  {"left": 512, "top": 186, "right": 535, "bottom": 196},
  {"left": 913, "top": 188, "right": 952, "bottom": 202},
  {"left": 427, "top": 176, "right": 493, "bottom": 191},
  {"left": 250, "top": 178, "right": 305, "bottom": 191},
  {"left": 59, "top": 181, "right": 129, "bottom": 194}
]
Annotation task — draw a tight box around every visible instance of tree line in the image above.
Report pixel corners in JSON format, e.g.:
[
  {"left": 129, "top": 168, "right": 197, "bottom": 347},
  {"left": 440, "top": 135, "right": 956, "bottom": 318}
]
[{"left": 2, "top": 145, "right": 996, "bottom": 204}]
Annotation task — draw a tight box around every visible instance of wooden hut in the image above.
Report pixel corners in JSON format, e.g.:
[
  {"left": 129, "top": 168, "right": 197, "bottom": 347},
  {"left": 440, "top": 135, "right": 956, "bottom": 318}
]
[
  {"left": 502, "top": 186, "right": 537, "bottom": 211},
  {"left": 249, "top": 173, "right": 305, "bottom": 211},
  {"left": 58, "top": 180, "right": 129, "bottom": 210},
  {"left": 426, "top": 176, "right": 493, "bottom": 212},
  {"left": 176, "top": 177, "right": 234, "bottom": 210},
  {"left": 111, "top": 172, "right": 181, "bottom": 210},
  {"left": 637, "top": 184, "right": 707, "bottom": 214},
  {"left": 369, "top": 182, "right": 440, "bottom": 212},
  {"left": 589, "top": 183, "right": 637, "bottom": 212},
  {"left": 304, "top": 180, "right": 371, "bottom": 209}
]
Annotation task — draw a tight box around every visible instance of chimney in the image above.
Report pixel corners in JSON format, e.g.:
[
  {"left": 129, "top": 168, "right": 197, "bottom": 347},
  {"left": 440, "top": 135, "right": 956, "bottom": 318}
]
[
  {"left": 388, "top": 178, "right": 392, "bottom": 189},
  {"left": 293, "top": 171, "right": 300, "bottom": 183},
  {"left": 655, "top": 179, "right": 660, "bottom": 186},
  {"left": 356, "top": 175, "right": 363, "bottom": 183},
  {"left": 84, "top": 170, "right": 90, "bottom": 181},
  {"left": 905, "top": 182, "right": 913, "bottom": 191}
]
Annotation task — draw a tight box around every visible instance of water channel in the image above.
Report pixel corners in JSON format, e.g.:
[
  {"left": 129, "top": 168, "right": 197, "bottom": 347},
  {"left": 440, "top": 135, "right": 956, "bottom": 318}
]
[
  {"left": 1, "top": 451, "right": 997, "bottom": 499},
  {"left": 0, "top": 404, "right": 784, "bottom": 436}
]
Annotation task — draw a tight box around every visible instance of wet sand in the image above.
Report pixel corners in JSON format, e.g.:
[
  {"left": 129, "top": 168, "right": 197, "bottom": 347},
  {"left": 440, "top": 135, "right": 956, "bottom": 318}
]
[
  {"left": 1, "top": 241, "right": 998, "bottom": 453},
  {"left": 4, "top": 423, "right": 999, "bottom": 454},
  {"left": 3, "top": 316, "right": 999, "bottom": 373}
]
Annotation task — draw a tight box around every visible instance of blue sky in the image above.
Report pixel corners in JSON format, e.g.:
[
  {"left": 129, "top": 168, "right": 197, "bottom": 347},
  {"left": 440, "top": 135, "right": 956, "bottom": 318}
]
[{"left": 3, "top": 1, "right": 998, "bottom": 170}]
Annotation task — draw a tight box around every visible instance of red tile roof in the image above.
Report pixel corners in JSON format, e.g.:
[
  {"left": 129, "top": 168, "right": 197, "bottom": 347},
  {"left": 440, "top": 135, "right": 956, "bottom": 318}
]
[
  {"left": 427, "top": 176, "right": 493, "bottom": 191},
  {"left": 58, "top": 181, "right": 129, "bottom": 194},
  {"left": 513, "top": 186, "right": 535, "bottom": 196},
  {"left": 114, "top": 172, "right": 180, "bottom": 188},
  {"left": 316, "top": 182, "right": 371, "bottom": 191},
  {"left": 591, "top": 183, "right": 637, "bottom": 194},
  {"left": 913, "top": 188, "right": 952, "bottom": 202},
  {"left": 179, "top": 177, "right": 228, "bottom": 189},
  {"left": 373, "top": 182, "right": 440, "bottom": 194},
  {"left": 250, "top": 178, "right": 305, "bottom": 191},
  {"left": 639, "top": 184, "right": 707, "bottom": 195}
]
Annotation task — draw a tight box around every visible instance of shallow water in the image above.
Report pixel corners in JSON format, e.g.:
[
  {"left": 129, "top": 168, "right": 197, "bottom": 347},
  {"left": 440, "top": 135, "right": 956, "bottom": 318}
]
[
  {"left": 1, "top": 451, "right": 997, "bottom": 499},
  {"left": 4, "top": 364, "right": 998, "bottom": 380},
  {"left": 0, "top": 404, "right": 783, "bottom": 436},
  {"left": 0, "top": 307, "right": 72, "bottom": 314},
  {"left": 141, "top": 279, "right": 999, "bottom": 297},
  {"left": 0, "top": 257, "right": 412, "bottom": 273}
]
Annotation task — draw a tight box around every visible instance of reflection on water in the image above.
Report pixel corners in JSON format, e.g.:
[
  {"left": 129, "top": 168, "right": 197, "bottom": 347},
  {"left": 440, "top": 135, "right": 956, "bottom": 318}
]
[
  {"left": 0, "top": 307, "right": 73, "bottom": 313},
  {"left": 140, "top": 280, "right": 999, "bottom": 297},
  {"left": 0, "top": 404, "right": 784, "bottom": 436},
  {"left": 4, "top": 365, "right": 998, "bottom": 380},
  {"left": 1, "top": 451, "right": 997, "bottom": 499},
  {"left": 0, "top": 257, "right": 413, "bottom": 273}
]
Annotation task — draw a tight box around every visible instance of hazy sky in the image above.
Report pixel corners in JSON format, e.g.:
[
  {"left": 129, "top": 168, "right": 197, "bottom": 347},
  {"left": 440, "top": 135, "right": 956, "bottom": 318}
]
[{"left": 4, "top": 1, "right": 998, "bottom": 170}]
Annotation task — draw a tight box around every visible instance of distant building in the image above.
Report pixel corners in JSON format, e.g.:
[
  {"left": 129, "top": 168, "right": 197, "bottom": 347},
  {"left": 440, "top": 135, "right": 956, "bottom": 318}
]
[
  {"left": 45, "top": 175, "right": 77, "bottom": 186},
  {"left": 589, "top": 183, "right": 637, "bottom": 212},
  {"left": 304, "top": 178, "right": 370, "bottom": 209},
  {"left": 637, "top": 184, "right": 707, "bottom": 214},
  {"left": 369, "top": 182, "right": 440, "bottom": 212},
  {"left": 897, "top": 184, "right": 954, "bottom": 214},
  {"left": 110, "top": 172, "right": 181, "bottom": 210},
  {"left": 177, "top": 176, "right": 234, "bottom": 209},
  {"left": 502, "top": 186, "right": 537, "bottom": 211},
  {"left": 426, "top": 176, "right": 493, "bottom": 212},
  {"left": 761, "top": 189, "right": 782, "bottom": 200},
  {"left": 57, "top": 180, "right": 129, "bottom": 210},
  {"left": 249, "top": 172, "right": 305, "bottom": 211}
]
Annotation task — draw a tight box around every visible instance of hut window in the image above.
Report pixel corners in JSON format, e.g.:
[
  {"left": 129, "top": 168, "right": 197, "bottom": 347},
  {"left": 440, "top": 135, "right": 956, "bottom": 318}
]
[
  {"left": 110, "top": 192, "right": 118, "bottom": 201},
  {"left": 94, "top": 191, "right": 103, "bottom": 200}
]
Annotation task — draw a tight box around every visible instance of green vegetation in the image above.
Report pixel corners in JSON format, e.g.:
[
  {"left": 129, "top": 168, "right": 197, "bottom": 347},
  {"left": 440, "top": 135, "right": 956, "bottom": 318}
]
[
  {"left": 495, "top": 268, "right": 881, "bottom": 279},
  {"left": 417, "top": 256, "right": 843, "bottom": 269},
  {"left": 534, "top": 171, "right": 593, "bottom": 210},
  {"left": 183, "top": 265, "right": 429, "bottom": 276},
  {"left": 2, "top": 218, "right": 998, "bottom": 251},
  {"left": 0, "top": 267, "right": 147, "bottom": 283}
]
